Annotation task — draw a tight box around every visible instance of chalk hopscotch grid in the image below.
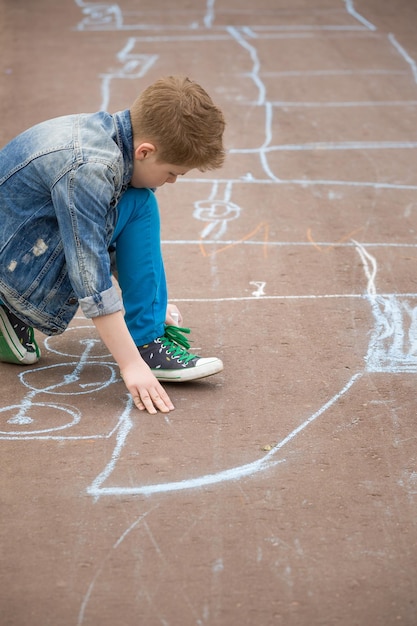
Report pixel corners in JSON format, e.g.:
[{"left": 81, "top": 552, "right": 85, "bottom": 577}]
[
  {"left": 64, "top": 3, "right": 417, "bottom": 621},
  {"left": 86, "top": 4, "right": 417, "bottom": 194},
  {"left": 75, "top": 0, "right": 376, "bottom": 32},
  {"left": 2, "top": 1, "right": 417, "bottom": 502},
  {"left": 78, "top": 0, "right": 417, "bottom": 496}
]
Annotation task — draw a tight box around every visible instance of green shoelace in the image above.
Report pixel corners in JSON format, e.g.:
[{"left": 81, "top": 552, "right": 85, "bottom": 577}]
[{"left": 161, "top": 325, "right": 197, "bottom": 364}]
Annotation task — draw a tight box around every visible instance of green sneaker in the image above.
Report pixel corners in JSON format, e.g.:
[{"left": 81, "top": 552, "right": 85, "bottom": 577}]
[
  {"left": 138, "top": 325, "right": 223, "bottom": 382},
  {"left": 0, "top": 305, "right": 41, "bottom": 365}
]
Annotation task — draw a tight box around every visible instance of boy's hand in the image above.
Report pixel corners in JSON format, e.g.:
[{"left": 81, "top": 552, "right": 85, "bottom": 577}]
[
  {"left": 121, "top": 361, "right": 175, "bottom": 414},
  {"left": 92, "top": 311, "right": 175, "bottom": 415}
]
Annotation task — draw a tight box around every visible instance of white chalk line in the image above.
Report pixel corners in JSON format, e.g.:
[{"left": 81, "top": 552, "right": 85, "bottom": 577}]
[
  {"left": 76, "top": 25, "right": 376, "bottom": 37},
  {"left": 78, "top": 29, "right": 379, "bottom": 40},
  {"left": 354, "top": 242, "right": 417, "bottom": 373},
  {"left": 345, "top": 0, "right": 376, "bottom": 31},
  {"left": 161, "top": 240, "right": 417, "bottom": 249},
  {"left": 88, "top": 398, "right": 135, "bottom": 501},
  {"left": 177, "top": 178, "right": 417, "bottom": 190},
  {"left": 204, "top": 0, "right": 215, "bottom": 29},
  {"left": 363, "top": 245, "right": 417, "bottom": 371},
  {"left": 273, "top": 101, "right": 417, "bottom": 108},
  {"left": 261, "top": 69, "right": 407, "bottom": 76},
  {"left": 0, "top": 404, "right": 128, "bottom": 441},
  {"left": 169, "top": 293, "right": 417, "bottom": 304},
  {"left": 86, "top": 373, "right": 362, "bottom": 498},
  {"left": 354, "top": 240, "right": 377, "bottom": 296},
  {"left": 246, "top": 26, "right": 369, "bottom": 33},
  {"left": 77, "top": 507, "right": 158, "bottom": 626},
  {"left": 230, "top": 141, "right": 417, "bottom": 153},
  {"left": 227, "top": 26, "right": 264, "bottom": 106},
  {"left": 389, "top": 33, "right": 417, "bottom": 84}
]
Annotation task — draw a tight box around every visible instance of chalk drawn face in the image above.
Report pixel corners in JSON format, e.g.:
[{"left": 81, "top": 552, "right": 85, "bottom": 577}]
[{"left": 130, "top": 142, "right": 189, "bottom": 188}]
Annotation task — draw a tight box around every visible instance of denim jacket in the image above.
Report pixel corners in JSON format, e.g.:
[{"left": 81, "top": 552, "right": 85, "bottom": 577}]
[{"left": 0, "top": 109, "right": 134, "bottom": 335}]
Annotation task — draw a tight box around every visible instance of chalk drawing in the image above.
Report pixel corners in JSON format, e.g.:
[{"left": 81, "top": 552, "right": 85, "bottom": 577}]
[
  {"left": 77, "top": 507, "right": 158, "bottom": 626},
  {"left": 75, "top": 1, "right": 404, "bottom": 184},
  {"left": 345, "top": 0, "right": 376, "bottom": 31},
  {"left": 75, "top": 0, "right": 123, "bottom": 30},
  {"left": 389, "top": 33, "right": 417, "bottom": 84},
  {"left": 71, "top": 0, "right": 417, "bottom": 498},
  {"left": 271, "top": 100, "right": 417, "bottom": 108},
  {"left": 3, "top": 0, "right": 417, "bottom": 503},
  {"left": 74, "top": 0, "right": 378, "bottom": 33},
  {"left": 250, "top": 281, "right": 266, "bottom": 298},
  {"left": 234, "top": 141, "right": 417, "bottom": 152},
  {"left": 77, "top": 0, "right": 417, "bottom": 191},
  {"left": 49, "top": 2, "right": 417, "bottom": 616},
  {"left": 0, "top": 403, "right": 81, "bottom": 436},
  {"left": 0, "top": 325, "right": 127, "bottom": 441},
  {"left": 198, "top": 221, "right": 270, "bottom": 259},
  {"left": 99, "top": 37, "right": 157, "bottom": 110},
  {"left": 86, "top": 373, "right": 358, "bottom": 498},
  {"left": 355, "top": 242, "right": 417, "bottom": 373},
  {"left": 193, "top": 181, "right": 240, "bottom": 240},
  {"left": 82, "top": 242, "right": 413, "bottom": 498},
  {"left": 1, "top": 0, "right": 414, "bottom": 476},
  {"left": 307, "top": 227, "right": 364, "bottom": 253}
]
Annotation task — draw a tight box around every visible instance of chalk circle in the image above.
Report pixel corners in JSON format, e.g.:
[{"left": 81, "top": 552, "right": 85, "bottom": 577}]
[
  {"left": 0, "top": 403, "right": 81, "bottom": 435},
  {"left": 193, "top": 199, "right": 240, "bottom": 221},
  {"left": 44, "top": 325, "right": 111, "bottom": 359},
  {"left": 19, "top": 362, "right": 119, "bottom": 395}
]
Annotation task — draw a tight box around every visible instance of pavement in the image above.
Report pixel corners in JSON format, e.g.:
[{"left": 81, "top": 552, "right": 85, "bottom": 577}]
[{"left": 1, "top": 1, "right": 417, "bottom": 624}]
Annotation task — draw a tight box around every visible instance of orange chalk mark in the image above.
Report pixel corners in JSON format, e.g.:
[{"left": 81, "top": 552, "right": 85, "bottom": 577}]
[
  {"left": 307, "top": 226, "right": 364, "bottom": 253},
  {"left": 199, "top": 221, "right": 270, "bottom": 258},
  {"left": 307, "top": 228, "right": 322, "bottom": 252}
]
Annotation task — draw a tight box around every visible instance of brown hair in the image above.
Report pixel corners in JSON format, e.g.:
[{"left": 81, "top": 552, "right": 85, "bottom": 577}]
[{"left": 129, "top": 75, "right": 226, "bottom": 171}]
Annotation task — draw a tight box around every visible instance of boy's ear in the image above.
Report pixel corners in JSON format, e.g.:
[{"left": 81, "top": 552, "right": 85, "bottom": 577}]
[{"left": 134, "top": 142, "right": 157, "bottom": 161}]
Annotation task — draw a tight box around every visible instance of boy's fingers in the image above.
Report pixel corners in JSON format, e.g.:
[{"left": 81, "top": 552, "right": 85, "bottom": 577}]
[
  {"left": 133, "top": 386, "right": 174, "bottom": 414},
  {"left": 151, "top": 383, "right": 175, "bottom": 411},
  {"left": 132, "top": 396, "right": 148, "bottom": 412},
  {"left": 141, "top": 394, "right": 158, "bottom": 414},
  {"left": 150, "top": 389, "right": 175, "bottom": 413}
]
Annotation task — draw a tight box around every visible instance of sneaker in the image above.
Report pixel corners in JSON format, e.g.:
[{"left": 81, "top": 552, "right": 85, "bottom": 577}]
[
  {"left": 0, "top": 305, "right": 41, "bottom": 365},
  {"left": 138, "top": 325, "right": 223, "bottom": 382}
]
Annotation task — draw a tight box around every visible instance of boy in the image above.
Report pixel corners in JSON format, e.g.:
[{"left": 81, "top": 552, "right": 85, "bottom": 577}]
[{"left": 0, "top": 75, "right": 226, "bottom": 415}]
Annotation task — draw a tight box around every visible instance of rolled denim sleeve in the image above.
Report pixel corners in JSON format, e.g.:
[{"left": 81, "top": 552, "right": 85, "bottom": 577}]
[{"left": 79, "top": 284, "right": 122, "bottom": 318}]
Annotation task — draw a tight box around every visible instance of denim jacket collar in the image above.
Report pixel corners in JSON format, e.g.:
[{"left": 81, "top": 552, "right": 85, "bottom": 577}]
[{"left": 113, "top": 109, "right": 134, "bottom": 190}]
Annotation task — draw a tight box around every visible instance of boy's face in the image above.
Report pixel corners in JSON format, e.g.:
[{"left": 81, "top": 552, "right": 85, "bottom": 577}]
[{"left": 131, "top": 142, "right": 190, "bottom": 188}]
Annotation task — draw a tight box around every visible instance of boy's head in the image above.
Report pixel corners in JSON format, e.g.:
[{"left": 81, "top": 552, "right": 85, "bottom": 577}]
[{"left": 129, "top": 75, "right": 226, "bottom": 175}]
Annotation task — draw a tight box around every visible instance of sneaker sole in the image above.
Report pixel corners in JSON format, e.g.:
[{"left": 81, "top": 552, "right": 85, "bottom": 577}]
[
  {"left": 0, "top": 307, "right": 40, "bottom": 365},
  {"left": 152, "top": 357, "right": 223, "bottom": 382}
]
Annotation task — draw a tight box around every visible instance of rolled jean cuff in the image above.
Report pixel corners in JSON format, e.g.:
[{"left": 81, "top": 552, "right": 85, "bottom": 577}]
[{"left": 79, "top": 285, "right": 123, "bottom": 318}]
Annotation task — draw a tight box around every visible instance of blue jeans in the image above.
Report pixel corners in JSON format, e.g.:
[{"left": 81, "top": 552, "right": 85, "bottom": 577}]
[{"left": 111, "top": 187, "right": 167, "bottom": 346}]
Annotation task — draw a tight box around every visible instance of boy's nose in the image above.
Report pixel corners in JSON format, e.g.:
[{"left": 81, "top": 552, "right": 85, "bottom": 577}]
[{"left": 166, "top": 174, "right": 177, "bottom": 184}]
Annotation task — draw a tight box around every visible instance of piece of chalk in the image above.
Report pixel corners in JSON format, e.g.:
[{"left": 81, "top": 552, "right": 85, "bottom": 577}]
[{"left": 171, "top": 312, "right": 179, "bottom": 325}]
